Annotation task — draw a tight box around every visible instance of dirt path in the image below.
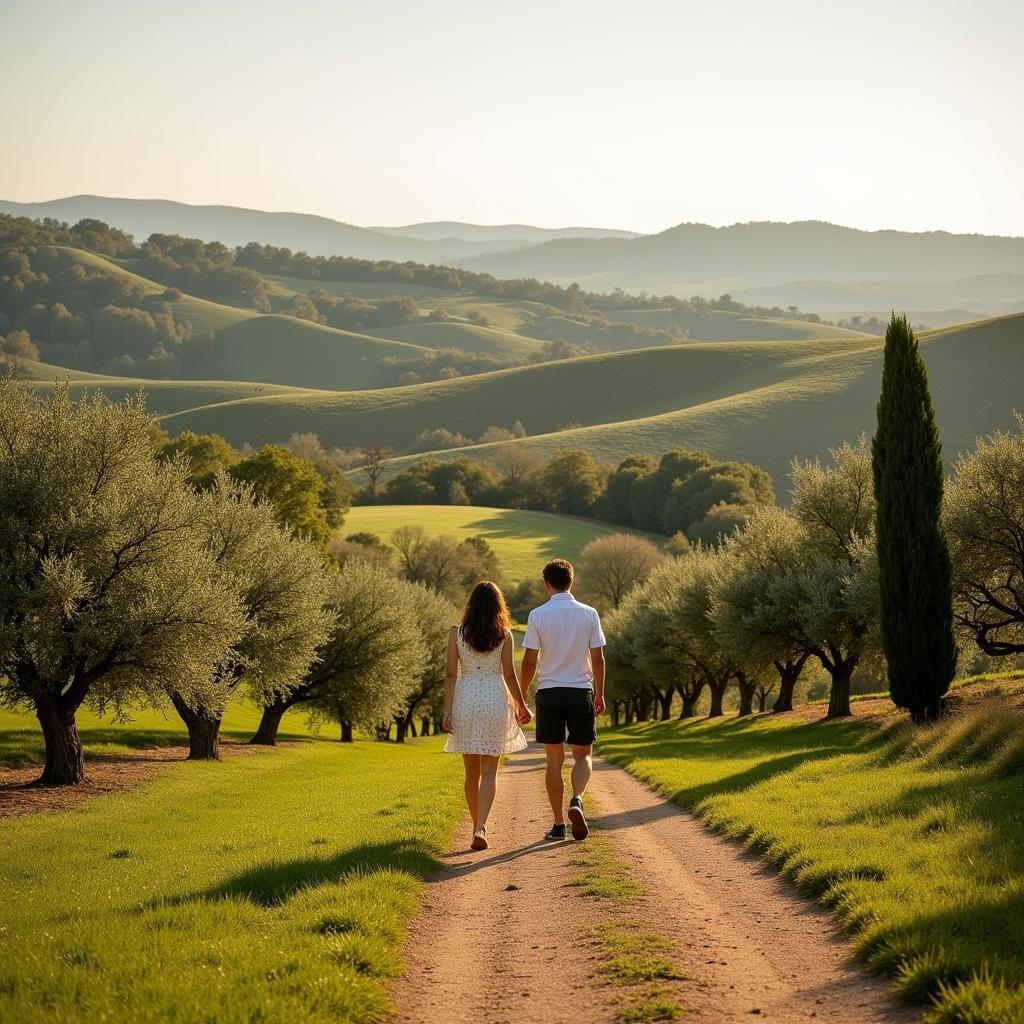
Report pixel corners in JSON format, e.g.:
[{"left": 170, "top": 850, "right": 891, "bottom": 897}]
[
  {"left": 391, "top": 751, "right": 915, "bottom": 1024},
  {"left": 590, "top": 758, "right": 915, "bottom": 1023}
]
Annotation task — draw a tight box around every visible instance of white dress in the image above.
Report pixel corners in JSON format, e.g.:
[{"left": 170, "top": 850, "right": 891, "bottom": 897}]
[{"left": 444, "top": 628, "right": 528, "bottom": 756}]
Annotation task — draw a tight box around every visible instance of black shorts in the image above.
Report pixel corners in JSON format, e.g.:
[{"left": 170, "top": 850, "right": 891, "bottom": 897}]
[{"left": 534, "top": 687, "right": 597, "bottom": 746}]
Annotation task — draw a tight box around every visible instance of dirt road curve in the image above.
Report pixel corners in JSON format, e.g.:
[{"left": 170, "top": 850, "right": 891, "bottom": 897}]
[{"left": 390, "top": 751, "right": 915, "bottom": 1024}]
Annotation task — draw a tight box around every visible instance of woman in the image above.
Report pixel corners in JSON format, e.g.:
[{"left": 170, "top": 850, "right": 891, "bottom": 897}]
[{"left": 443, "top": 581, "right": 531, "bottom": 850}]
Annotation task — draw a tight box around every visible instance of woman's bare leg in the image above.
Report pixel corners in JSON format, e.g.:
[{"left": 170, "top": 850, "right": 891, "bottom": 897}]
[
  {"left": 477, "top": 755, "right": 500, "bottom": 830},
  {"left": 462, "top": 754, "right": 481, "bottom": 828}
]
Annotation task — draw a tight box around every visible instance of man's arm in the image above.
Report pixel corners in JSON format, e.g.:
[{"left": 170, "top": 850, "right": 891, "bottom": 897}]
[
  {"left": 520, "top": 648, "right": 539, "bottom": 700},
  {"left": 590, "top": 646, "right": 606, "bottom": 715}
]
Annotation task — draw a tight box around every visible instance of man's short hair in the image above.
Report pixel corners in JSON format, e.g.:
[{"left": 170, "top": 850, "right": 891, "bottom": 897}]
[{"left": 543, "top": 559, "right": 574, "bottom": 591}]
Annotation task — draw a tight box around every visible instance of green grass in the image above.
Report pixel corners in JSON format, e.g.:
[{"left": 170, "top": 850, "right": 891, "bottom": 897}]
[
  {"left": 0, "top": 701, "right": 320, "bottom": 769},
  {"left": 367, "top": 320, "right": 544, "bottom": 358},
  {"left": 0, "top": 735, "right": 463, "bottom": 1023},
  {"left": 606, "top": 307, "right": 873, "bottom": 342},
  {"left": 565, "top": 817, "right": 686, "bottom": 1021},
  {"left": 373, "top": 311, "right": 1024, "bottom": 495},
  {"left": 569, "top": 830, "right": 644, "bottom": 902},
  {"left": 598, "top": 682, "right": 1024, "bottom": 1022},
  {"left": 342, "top": 505, "right": 660, "bottom": 584},
  {"left": 157, "top": 339, "right": 874, "bottom": 455}
]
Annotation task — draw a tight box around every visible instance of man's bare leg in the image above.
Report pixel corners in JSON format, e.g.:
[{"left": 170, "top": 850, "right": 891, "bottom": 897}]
[
  {"left": 544, "top": 743, "right": 566, "bottom": 824},
  {"left": 570, "top": 744, "right": 593, "bottom": 799},
  {"left": 567, "top": 744, "right": 593, "bottom": 840}
]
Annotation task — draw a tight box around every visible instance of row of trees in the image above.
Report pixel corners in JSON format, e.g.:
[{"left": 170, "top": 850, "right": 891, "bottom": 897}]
[
  {"left": 369, "top": 446, "right": 774, "bottom": 547},
  {"left": 602, "top": 402, "right": 1024, "bottom": 730},
  {"left": 0, "top": 380, "right": 459, "bottom": 785},
  {"left": 604, "top": 441, "right": 880, "bottom": 723}
]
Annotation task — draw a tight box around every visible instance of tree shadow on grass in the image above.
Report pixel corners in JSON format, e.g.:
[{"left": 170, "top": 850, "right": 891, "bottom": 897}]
[
  {"left": 0, "top": 723, "right": 313, "bottom": 771},
  {"left": 155, "top": 838, "right": 440, "bottom": 910},
  {"left": 597, "top": 717, "right": 875, "bottom": 810}
]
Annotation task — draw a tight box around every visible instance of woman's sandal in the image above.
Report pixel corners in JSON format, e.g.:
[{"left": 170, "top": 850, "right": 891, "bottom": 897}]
[{"left": 470, "top": 827, "right": 488, "bottom": 851}]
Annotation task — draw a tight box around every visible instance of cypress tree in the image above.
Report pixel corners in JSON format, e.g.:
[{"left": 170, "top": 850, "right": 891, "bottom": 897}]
[{"left": 872, "top": 313, "right": 957, "bottom": 721}]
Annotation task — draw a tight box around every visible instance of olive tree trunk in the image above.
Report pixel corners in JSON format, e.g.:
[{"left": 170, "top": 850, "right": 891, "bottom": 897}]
[
  {"left": 655, "top": 686, "right": 674, "bottom": 721},
  {"left": 678, "top": 682, "right": 704, "bottom": 719},
  {"left": 772, "top": 655, "right": 808, "bottom": 713},
  {"left": 34, "top": 692, "right": 85, "bottom": 786},
  {"left": 250, "top": 699, "right": 290, "bottom": 746},
  {"left": 736, "top": 674, "right": 756, "bottom": 717},
  {"left": 170, "top": 693, "right": 222, "bottom": 760},
  {"left": 707, "top": 676, "right": 730, "bottom": 718},
  {"left": 825, "top": 659, "right": 856, "bottom": 719}
]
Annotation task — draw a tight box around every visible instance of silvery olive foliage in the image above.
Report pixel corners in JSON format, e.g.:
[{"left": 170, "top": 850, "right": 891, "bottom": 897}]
[
  {"left": 187, "top": 473, "right": 335, "bottom": 713},
  {"left": 945, "top": 414, "right": 1024, "bottom": 657},
  {"left": 305, "top": 562, "right": 429, "bottom": 731},
  {"left": 0, "top": 379, "right": 246, "bottom": 781}
]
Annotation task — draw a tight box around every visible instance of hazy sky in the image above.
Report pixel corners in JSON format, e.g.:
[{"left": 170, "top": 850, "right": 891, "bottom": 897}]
[{"left": 3, "top": 0, "right": 1022, "bottom": 234}]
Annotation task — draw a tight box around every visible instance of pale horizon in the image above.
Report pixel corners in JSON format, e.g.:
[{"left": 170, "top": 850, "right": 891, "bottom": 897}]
[{"left": 3, "top": 0, "right": 1022, "bottom": 237}]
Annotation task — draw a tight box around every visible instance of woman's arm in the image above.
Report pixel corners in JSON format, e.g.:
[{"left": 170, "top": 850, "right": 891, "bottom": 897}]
[
  {"left": 442, "top": 627, "right": 459, "bottom": 733},
  {"left": 501, "top": 635, "right": 532, "bottom": 725}
]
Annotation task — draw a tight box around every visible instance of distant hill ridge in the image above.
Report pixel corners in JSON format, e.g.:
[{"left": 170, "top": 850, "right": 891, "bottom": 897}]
[
  {"left": 0, "top": 195, "right": 637, "bottom": 264},
  {"left": 460, "top": 219, "right": 1024, "bottom": 293},
  {"left": 367, "top": 221, "right": 640, "bottom": 242}
]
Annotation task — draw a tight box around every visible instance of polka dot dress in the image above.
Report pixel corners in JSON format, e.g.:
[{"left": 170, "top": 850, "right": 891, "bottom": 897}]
[{"left": 444, "top": 628, "right": 528, "bottom": 756}]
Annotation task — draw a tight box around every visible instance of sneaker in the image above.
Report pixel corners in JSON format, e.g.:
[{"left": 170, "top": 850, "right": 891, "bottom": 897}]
[
  {"left": 544, "top": 823, "right": 566, "bottom": 841},
  {"left": 567, "top": 796, "right": 589, "bottom": 841}
]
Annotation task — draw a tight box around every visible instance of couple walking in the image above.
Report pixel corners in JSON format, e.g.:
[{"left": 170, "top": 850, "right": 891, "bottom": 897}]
[{"left": 442, "top": 558, "right": 606, "bottom": 850}]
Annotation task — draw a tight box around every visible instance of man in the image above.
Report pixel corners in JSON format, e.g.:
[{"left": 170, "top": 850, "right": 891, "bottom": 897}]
[{"left": 521, "top": 558, "right": 606, "bottom": 841}]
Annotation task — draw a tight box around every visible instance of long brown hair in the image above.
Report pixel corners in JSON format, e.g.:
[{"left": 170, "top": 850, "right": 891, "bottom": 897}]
[{"left": 460, "top": 581, "right": 511, "bottom": 653}]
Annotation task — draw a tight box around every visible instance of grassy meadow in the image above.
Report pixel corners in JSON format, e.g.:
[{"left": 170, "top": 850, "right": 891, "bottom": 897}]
[
  {"left": 143, "top": 312, "right": 1024, "bottom": 496},
  {"left": 28, "top": 241, "right": 1024, "bottom": 500},
  {"left": 598, "top": 680, "right": 1024, "bottom": 1023},
  {"left": 343, "top": 504, "right": 657, "bottom": 584},
  {"left": 0, "top": 732, "right": 463, "bottom": 1024},
  {"left": 0, "top": 702, "right": 321, "bottom": 769}
]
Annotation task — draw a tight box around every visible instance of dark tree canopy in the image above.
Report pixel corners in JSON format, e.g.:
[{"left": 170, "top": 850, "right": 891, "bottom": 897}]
[{"left": 872, "top": 314, "right": 956, "bottom": 721}]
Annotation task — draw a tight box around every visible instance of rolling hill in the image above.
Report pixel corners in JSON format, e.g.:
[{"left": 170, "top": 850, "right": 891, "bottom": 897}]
[
  {"left": 40, "top": 247, "right": 433, "bottom": 390},
  {"left": 459, "top": 221, "right": 1024, "bottom": 297},
  {"left": 143, "top": 311, "right": 1024, "bottom": 497},
  {"left": 735, "top": 274, "right": 1024, "bottom": 318},
  {"left": 264, "top": 269, "right": 871, "bottom": 347},
  {"left": 367, "top": 222, "right": 640, "bottom": 242}
]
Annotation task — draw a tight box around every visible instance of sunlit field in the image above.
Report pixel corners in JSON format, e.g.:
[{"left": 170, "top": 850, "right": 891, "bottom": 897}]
[
  {"left": 0, "top": 735, "right": 462, "bottom": 1024},
  {"left": 599, "top": 681, "right": 1024, "bottom": 1023}
]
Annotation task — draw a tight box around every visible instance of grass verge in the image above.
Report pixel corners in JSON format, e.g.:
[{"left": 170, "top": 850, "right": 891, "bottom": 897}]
[
  {"left": 569, "top": 818, "right": 688, "bottom": 1021},
  {"left": 598, "top": 680, "right": 1024, "bottom": 1023},
  {"left": 0, "top": 736, "right": 462, "bottom": 1023}
]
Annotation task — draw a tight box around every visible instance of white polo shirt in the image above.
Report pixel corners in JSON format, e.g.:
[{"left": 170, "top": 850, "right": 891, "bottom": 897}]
[{"left": 522, "top": 591, "right": 606, "bottom": 690}]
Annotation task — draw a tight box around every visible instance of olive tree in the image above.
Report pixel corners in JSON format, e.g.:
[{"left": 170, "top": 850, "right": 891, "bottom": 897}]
[
  {"left": 577, "top": 533, "right": 665, "bottom": 613},
  {"left": 644, "top": 549, "right": 735, "bottom": 717},
  {"left": 603, "top": 589, "right": 674, "bottom": 723},
  {"left": 714, "top": 443, "right": 881, "bottom": 719},
  {"left": 790, "top": 440, "right": 882, "bottom": 717},
  {"left": 394, "top": 586, "right": 458, "bottom": 742},
  {"left": 714, "top": 506, "right": 810, "bottom": 713},
  {"left": 168, "top": 475, "right": 334, "bottom": 760},
  {"left": 945, "top": 415, "right": 1024, "bottom": 657},
  {"left": 250, "top": 563, "right": 427, "bottom": 745},
  {"left": 0, "top": 380, "right": 246, "bottom": 785}
]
